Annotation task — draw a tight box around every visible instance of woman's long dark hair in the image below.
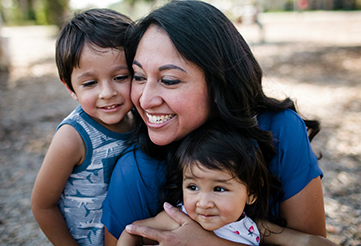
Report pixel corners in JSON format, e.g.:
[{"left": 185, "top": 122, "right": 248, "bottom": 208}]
[{"left": 125, "top": 0, "right": 320, "bottom": 224}]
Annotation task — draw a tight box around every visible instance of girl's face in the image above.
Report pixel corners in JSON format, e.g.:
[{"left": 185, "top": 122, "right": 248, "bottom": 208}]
[
  {"left": 182, "top": 163, "right": 255, "bottom": 231},
  {"left": 131, "top": 25, "right": 212, "bottom": 146}
]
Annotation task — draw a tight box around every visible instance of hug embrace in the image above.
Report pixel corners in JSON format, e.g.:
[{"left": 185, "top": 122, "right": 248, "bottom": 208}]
[{"left": 32, "top": 1, "right": 337, "bottom": 245}]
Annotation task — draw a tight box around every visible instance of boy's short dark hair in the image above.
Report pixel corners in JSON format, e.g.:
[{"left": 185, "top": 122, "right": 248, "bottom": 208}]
[{"left": 56, "top": 8, "right": 132, "bottom": 92}]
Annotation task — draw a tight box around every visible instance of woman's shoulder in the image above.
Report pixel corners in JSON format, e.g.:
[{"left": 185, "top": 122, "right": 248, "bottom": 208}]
[
  {"left": 258, "top": 109, "right": 306, "bottom": 134},
  {"left": 258, "top": 108, "right": 304, "bottom": 123}
]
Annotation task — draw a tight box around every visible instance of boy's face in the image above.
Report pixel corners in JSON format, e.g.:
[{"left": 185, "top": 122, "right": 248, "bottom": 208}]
[
  {"left": 182, "top": 163, "right": 254, "bottom": 231},
  {"left": 68, "top": 44, "right": 133, "bottom": 132}
]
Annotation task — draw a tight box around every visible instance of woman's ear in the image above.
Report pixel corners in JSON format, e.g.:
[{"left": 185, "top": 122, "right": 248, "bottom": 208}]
[
  {"left": 246, "top": 194, "right": 257, "bottom": 205},
  {"left": 62, "top": 79, "right": 78, "bottom": 101}
]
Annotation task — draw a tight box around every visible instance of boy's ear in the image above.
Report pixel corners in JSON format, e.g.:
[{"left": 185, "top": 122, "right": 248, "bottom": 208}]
[
  {"left": 246, "top": 194, "right": 257, "bottom": 205},
  {"left": 62, "top": 79, "right": 78, "bottom": 101}
]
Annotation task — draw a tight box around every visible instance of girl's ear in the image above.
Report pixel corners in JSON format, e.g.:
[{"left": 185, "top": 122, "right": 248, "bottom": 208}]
[
  {"left": 246, "top": 194, "right": 257, "bottom": 205},
  {"left": 62, "top": 79, "right": 78, "bottom": 101}
]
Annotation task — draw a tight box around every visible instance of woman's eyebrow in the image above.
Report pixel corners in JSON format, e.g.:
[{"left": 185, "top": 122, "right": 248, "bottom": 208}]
[
  {"left": 159, "top": 64, "right": 186, "bottom": 73},
  {"left": 133, "top": 60, "right": 186, "bottom": 73},
  {"left": 133, "top": 60, "right": 142, "bottom": 68}
]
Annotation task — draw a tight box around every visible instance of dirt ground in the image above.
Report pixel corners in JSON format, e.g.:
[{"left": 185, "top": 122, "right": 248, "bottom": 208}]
[{"left": 0, "top": 11, "right": 360, "bottom": 245}]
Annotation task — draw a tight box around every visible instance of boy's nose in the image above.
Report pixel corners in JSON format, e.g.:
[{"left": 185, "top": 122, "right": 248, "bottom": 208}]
[{"left": 99, "top": 82, "right": 117, "bottom": 99}]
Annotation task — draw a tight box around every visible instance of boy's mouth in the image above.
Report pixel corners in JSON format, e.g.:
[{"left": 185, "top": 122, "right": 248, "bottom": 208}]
[{"left": 101, "top": 104, "right": 120, "bottom": 110}]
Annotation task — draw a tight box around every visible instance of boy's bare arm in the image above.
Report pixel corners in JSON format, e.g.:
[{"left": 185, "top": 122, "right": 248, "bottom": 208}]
[
  {"left": 117, "top": 209, "right": 180, "bottom": 246},
  {"left": 31, "top": 125, "right": 85, "bottom": 245}
]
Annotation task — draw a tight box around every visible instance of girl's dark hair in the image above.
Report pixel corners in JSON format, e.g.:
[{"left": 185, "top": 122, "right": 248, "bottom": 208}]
[
  {"left": 125, "top": 0, "right": 320, "bottom": 223},
  {"left": 166, "top": 119, "right": 284, "bottom": 225},
  {"left": 56, "top": 8, "right": 132, "bottom": 92},
  {"left": 166, "top": 119, "right": 285, "bottom": 225}
]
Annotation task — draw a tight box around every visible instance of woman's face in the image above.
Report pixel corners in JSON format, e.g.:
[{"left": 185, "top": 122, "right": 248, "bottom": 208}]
[{"left": 131, "top": 25, "right": 212, "bottom": 146}]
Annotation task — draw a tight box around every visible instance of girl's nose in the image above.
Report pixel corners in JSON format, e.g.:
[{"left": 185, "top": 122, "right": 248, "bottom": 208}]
[{"left": 196, "top": 193, "right": 214, "bottom": 209}]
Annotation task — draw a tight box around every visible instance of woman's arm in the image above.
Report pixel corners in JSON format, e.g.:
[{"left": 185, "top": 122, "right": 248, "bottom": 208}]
[
  {"left": 118, "top": 207, "right": 180, "bottom": 246},
  {"left": 263, "top": 110, "right": 326, "bottom": 236},
  {"left": 126, "top": 203, "right": 251, "bottom": 246},
  {"left": 279, "top": 176, "right": 326, "bottom": 236},
  {"left": 258, "top": 220, "right": 337, "bottom": 246},
  {"left": 104, "top": 227, "right": 118, "bottom": 246},
  {"left": 126, "top": 203, "right": 333, "bottom": 246},
  {"left": 31, "top": 125, "right": 85, "bottom": 245}
]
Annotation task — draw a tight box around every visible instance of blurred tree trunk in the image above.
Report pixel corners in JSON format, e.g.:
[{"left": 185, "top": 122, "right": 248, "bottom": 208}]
[{"left": 43, "top": 0, "right": 70, "bottom": 28}]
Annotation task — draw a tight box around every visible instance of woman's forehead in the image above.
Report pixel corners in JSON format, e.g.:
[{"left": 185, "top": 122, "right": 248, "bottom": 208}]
[{"left": 134, "top": 25, "right": 203, "bottom": 75}]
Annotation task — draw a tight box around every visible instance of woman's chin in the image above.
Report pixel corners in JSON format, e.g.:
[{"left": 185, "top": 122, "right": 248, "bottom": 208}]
[{"left": 149, "top": 132, "right": 175, "bottom": 146}]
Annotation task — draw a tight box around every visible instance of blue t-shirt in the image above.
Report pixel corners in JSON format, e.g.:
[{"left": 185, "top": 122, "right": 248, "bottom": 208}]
[
  {"left": 101, "top": 145, "right": 166, "bottom": 239},
  {"left": 257, "top": 109, "right": 323, "bottom": 201},
  {"left": 102, "top": 109, "right": 323, "bottom": 239}
]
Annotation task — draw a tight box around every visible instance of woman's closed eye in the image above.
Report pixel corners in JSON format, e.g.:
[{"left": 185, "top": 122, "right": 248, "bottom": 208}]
[
  {"left": 161, "top": 78, "right": 180, "bottom": 86},
  {"left": 132, "top": 75, "right": 146, "bottom": 83}
]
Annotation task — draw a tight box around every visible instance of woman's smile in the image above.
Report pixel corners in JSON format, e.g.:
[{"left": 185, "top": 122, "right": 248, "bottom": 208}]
[
  {"left": 146, "top": 113, "right": 176, "bottom": 125},
  {"left": 131, "top": 25, "right": 212, "bottom": 146}
]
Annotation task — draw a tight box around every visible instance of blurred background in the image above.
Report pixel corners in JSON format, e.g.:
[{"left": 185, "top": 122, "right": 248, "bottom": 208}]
[{"left": 0, "top": 0, "right": 360, "bottom": 245}]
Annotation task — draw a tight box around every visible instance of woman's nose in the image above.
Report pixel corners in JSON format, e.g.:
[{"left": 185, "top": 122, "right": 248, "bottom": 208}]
[
  {"left": 99, "top": 81, "right": 117, "bottom": 99},
  {"left": 139, "top": 80, "right": 162, "bottom": 110}
]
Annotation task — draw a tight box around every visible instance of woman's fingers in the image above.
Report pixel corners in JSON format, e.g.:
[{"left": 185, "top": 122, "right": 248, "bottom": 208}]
[
  {"left": 125, "top": 224, "right": 179, "bottom": 246},
  {"left": 125, "top": 203, "right": 217, "bottom": 246},
  {"left": 162, "top": 202, "right": 189, "bottom": 226},
  {"left": 125, "top": 224, "right": 160, "bottom": 242}
]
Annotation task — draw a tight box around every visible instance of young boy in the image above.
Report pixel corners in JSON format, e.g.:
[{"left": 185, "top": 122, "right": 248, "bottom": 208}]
[{"left": 31, "top": 9, "right": 133, "bottom": 245}]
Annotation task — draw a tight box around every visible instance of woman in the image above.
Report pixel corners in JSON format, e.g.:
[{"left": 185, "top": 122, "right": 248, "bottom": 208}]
[{"left": 102, "top": 1, "right": 326, "bottom": 245}]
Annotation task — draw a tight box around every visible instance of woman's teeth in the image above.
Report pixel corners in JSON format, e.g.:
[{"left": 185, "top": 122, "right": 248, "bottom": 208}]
[{"left": 146, "top": 113, "right": 175, "bottom": 124}]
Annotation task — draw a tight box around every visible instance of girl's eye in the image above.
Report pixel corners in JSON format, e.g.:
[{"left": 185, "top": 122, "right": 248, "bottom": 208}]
[
  {"left": 83, "top": 80, "right": 97, "bottom": 87},
  {"left": 161, "top": 79, "right": 180, "bottom": 86},
  {"left": 187, "top": 185, "right": 199, "bottom": 191},
  {"left": 214, "top": 187, "right": 226, "bottom": 192},
  {"left": 114, "top": 75, "right": 129, "bottom": 81}
]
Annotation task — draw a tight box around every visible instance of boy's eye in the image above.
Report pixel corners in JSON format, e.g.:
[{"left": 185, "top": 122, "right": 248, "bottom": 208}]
[
  {"left": 83, "top": 80, "right": 97, "bottom": 87},
  {"left": 214, "top": 187, "right": 226, "bottom": 192},
  {"left": 161, "top": 79, "right": 180, "bottom": 86},
  {"left": 187, "top": 185, "right": 199, "bottom": 191}
]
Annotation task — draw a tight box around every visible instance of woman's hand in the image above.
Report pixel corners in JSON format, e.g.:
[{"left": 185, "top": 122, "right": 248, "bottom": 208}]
[{"left": 125, "top": 202, "right": 241, "bottom": 246}]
